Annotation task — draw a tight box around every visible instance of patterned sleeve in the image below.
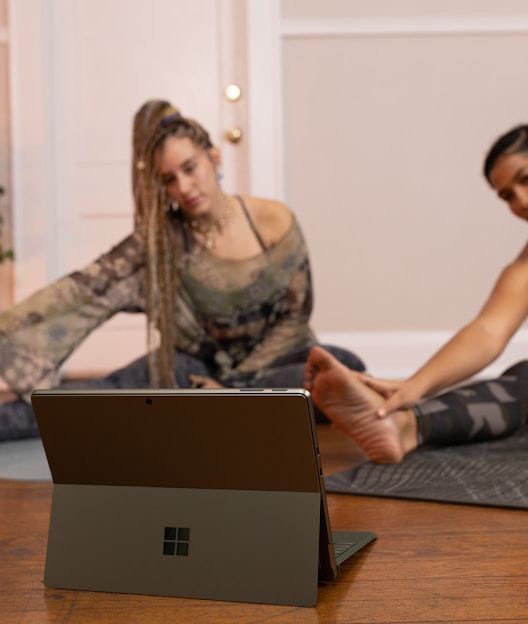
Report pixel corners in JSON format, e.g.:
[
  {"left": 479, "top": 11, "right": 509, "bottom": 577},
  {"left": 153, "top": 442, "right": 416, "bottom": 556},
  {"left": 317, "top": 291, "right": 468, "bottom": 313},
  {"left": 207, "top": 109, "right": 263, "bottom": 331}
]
[{"left": 0, "top": 232, "right": 146, "bottom": 397}]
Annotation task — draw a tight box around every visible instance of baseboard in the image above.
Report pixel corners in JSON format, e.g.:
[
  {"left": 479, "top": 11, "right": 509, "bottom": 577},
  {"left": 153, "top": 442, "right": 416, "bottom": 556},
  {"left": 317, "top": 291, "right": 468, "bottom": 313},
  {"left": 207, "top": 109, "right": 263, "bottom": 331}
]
[
  {"left": 318, "top": 329, "right": 528, "bottom": 380},
  {"left": 1, "top": 328, "right": 526, "bottom": 392}
]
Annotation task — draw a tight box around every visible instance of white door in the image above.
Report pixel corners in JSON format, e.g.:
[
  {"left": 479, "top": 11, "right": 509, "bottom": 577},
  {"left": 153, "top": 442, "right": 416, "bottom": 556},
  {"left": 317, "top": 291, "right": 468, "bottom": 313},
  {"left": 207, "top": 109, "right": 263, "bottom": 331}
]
[{"left": 9, "top": 0, "right": 249, "bottom": 376}]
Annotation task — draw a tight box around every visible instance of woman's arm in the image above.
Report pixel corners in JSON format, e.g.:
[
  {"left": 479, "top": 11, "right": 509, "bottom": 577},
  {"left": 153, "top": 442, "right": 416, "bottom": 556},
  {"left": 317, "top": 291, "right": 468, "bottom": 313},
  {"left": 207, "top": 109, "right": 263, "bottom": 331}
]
[
  {"left": 0, "top": 232, "right": 146, "bottom": 397},
  {"left": 377, "top": 241, "right": 528, "bottom": 416}
]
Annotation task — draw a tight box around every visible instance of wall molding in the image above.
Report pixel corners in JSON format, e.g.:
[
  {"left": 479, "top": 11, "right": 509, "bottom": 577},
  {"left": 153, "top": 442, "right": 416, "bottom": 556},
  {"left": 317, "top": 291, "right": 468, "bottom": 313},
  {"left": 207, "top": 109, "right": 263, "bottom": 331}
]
[
  {"left": 1, "top": 326, "right": 525, "bottom": 390},
  {"left": 244, "top": 6, "right": 528, "bottom": 201},
  {"left": 9, "top": 0, "right": 67, "bottom": 299},
  {"left": 23, "top": 327, "right": 528, "bottom": 382},
  {"left": 281, "top": 15, "right": 528, "bottom": 39},
  {"left": 246, "top": 0, "right": 284, "bottom": 200},
  {"left": 318, "top": 329, "right": 528, "bottom": 381}
]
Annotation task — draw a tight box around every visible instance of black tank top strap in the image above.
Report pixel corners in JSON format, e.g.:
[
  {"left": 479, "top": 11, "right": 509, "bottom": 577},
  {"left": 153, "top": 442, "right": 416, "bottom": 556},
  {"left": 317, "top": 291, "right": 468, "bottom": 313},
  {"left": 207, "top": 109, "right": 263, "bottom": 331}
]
[{"left": 235, "top": 195, "right": 266, "bottom": 251}]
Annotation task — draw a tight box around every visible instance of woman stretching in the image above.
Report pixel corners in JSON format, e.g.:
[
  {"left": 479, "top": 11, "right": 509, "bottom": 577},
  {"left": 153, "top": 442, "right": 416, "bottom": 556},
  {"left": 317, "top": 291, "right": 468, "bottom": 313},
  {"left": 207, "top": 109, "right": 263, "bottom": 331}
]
[
  {"left": 305, "top": 124, "right": 528, "bottom": 463},
  {"left": 0, "top": 99, "right": 365, "bottom": 440}
]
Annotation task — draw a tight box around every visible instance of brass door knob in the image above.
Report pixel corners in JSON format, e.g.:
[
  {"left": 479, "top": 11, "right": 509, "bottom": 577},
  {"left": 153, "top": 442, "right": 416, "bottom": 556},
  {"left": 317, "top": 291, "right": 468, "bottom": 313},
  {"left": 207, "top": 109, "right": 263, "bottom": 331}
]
[{"left": 225, "top": 127, "right": 243, "bottom": 144}]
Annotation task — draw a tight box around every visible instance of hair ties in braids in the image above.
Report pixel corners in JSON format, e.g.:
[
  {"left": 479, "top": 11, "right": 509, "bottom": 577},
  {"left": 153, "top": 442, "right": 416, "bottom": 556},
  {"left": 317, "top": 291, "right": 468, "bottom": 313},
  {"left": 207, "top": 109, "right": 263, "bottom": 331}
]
[{"left": 160, "top": 111, "right": 182, "bottom": 127}]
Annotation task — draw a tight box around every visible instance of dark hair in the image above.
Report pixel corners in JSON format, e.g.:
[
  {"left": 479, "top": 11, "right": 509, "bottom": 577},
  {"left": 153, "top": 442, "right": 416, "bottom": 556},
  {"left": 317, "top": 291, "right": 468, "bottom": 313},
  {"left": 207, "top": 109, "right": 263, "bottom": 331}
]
[{"left": 483, "top": 125, "right": 528, "bottom": 184}]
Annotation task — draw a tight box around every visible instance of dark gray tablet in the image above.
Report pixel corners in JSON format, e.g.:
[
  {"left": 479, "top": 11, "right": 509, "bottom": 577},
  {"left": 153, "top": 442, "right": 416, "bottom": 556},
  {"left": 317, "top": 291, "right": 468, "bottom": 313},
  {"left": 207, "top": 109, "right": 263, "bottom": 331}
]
[{"left": 32, "top": 388, "right": 376, "bottom": 607}]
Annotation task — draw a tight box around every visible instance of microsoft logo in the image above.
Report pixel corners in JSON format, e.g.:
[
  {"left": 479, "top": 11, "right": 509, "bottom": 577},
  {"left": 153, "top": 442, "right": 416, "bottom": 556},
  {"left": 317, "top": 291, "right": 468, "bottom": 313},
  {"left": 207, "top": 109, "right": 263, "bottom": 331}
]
[{"left": 163, "top": 526, "right": 190, "bottom": 556}]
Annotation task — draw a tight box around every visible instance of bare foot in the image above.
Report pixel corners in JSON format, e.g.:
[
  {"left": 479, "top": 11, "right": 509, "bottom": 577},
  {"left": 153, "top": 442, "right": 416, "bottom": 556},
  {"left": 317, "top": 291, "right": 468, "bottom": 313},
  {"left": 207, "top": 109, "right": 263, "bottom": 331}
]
[{"left": 305, "top": 346, "right": 416, "bottom": 464}]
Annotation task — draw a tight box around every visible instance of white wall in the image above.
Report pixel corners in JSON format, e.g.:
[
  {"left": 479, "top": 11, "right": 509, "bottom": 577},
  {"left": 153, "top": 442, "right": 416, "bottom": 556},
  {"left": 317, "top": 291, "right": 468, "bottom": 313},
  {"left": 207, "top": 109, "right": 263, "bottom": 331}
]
[
  {"left": 7, "top": 0, "right": 528, "bottom": 380},
  {"left": 274, "top": 0, "right": 528, "bottom": 377}
]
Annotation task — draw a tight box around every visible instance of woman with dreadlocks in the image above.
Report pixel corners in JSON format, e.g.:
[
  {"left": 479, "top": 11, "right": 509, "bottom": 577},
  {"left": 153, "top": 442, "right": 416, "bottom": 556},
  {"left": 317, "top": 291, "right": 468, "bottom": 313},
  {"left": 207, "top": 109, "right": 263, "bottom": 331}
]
[{"left": 0, "top": 99, "right": 365, "bottom": 440}]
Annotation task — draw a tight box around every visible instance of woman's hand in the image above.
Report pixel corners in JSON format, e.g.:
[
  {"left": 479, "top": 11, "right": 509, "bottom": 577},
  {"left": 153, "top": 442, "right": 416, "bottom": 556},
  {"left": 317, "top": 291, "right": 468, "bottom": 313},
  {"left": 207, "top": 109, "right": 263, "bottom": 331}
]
[
  {"left": 363, "top": 376, "right": 402, "bottom": 399},
  {"left": 188, "top": 375, "right": 225, "bottom": 389},
  {"left": 371, "top": 379, "right": 424, "bottom": 418},
  {"left": 363, "top": 376, "right": 408, "bottom": 417}
]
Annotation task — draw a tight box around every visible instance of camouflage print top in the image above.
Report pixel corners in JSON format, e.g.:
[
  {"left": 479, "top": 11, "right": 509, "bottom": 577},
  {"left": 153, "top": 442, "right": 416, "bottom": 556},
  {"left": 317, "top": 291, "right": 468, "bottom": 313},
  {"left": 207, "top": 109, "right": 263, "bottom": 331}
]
[{"left": 0, "top": 212, "right": 316, "bottom": 398}]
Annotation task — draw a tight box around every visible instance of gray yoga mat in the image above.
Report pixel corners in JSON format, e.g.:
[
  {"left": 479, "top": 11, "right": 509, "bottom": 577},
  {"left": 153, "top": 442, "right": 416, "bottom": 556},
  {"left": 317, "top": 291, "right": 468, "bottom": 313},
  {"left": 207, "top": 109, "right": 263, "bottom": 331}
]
[
  {"left": 324, "top": 425, "right": 528, "bottom": 509},
  {"left": 0, "top": 437, "right": 51, "bottom": 481}
]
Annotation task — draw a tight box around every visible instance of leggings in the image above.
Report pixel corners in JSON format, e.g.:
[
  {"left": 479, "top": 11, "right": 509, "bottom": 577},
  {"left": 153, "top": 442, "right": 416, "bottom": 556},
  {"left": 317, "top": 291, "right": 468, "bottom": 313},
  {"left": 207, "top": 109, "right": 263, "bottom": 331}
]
[
  {"left": 415, "top": 360, "right": 528, "bottom": 446},
  {"left": 0, "top": 343, "right": 364, "bottom": 441}
]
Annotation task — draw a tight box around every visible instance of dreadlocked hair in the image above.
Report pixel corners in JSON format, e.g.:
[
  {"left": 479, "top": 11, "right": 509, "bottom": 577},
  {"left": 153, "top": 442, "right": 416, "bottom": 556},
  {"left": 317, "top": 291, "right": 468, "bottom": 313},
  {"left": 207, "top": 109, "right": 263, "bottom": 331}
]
[{"left": 132, "top": 99, "right": 214, "bottom": 387}]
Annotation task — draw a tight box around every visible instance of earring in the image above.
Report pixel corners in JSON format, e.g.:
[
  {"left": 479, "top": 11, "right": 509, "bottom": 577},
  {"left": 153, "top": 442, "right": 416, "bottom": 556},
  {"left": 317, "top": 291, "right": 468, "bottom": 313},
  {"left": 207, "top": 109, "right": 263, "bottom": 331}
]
[{"left": 217, "top": 169, "right": 224, "bottom": 183}]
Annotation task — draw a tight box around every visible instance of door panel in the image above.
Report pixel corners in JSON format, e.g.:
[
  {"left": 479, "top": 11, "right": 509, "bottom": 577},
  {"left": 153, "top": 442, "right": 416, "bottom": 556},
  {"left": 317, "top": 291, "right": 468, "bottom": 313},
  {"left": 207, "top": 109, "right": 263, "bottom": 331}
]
[
  {"left": 10, "top": 0, "right": 248, "bottom": 376},
  {"left": 279, "top": 6, "right": 528, "bottom": 334},
  {"left": 282, "top": 31, "right": 528, "bottom": 332}
]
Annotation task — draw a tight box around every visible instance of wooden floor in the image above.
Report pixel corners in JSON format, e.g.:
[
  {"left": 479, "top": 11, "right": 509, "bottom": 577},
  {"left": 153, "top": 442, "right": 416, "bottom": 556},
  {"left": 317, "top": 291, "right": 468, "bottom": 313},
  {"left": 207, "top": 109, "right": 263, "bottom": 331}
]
[{"left": 1, "top": 425, "right": 527, "bottom": 624}]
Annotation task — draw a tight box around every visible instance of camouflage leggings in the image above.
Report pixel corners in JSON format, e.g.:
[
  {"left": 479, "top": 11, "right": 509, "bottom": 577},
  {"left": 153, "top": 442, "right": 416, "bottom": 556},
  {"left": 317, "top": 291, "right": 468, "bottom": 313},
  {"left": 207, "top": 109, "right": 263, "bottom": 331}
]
[{"left": 415, "top": 360, "right": 528, "bottom": 446}]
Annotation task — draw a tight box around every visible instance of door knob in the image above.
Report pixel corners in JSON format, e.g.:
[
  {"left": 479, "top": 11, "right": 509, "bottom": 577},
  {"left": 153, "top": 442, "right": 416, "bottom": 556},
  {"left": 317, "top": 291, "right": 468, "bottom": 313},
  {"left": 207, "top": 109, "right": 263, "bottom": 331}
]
[{"left": 225, "top": 127, "right": 243, "bottom": 144}]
